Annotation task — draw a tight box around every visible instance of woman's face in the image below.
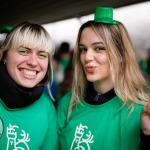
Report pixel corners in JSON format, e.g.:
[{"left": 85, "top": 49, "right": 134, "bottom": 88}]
[
  {"left": 5, "top": 47, "right": 49, "bottom": 88},
  {"left": 79, "top": 27, "right": 113, "bottom": 92}
]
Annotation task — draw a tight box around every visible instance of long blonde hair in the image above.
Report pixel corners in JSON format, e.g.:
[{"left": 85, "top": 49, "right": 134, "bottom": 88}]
[{"left": 69, "top": 21, "right": 149, "bottom": 115}]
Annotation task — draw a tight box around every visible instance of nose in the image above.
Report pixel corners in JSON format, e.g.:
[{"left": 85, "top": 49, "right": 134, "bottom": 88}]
[
  {"left": 85, "top": 49, "right": 94, "bottom": 62},
  {"left": 26, "top": 53, "right": 38, "bottom": 67}
]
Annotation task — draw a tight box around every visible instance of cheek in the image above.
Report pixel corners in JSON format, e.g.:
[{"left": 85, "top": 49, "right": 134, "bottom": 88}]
[
  {"left": 5, "top": 53, "right": 18, "bottom": 69},
  {"left": 96, "top": 54, "right": 109, "bottom": 64},
  {"left": 6, "top": 63, "right": 12, "bottom": 77},
  {"left": 6, "top": 50, "right": 20, "bottom": 64},
  {"left": 41, "top": 60, "right": 49, "bottom": 71},
  {"left": 80, "top": 55, "right": 84, "bottom": 65}
]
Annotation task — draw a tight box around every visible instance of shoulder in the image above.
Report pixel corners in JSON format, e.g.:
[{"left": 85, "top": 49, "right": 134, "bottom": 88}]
[
  {"left": 58, "top": 91, "right": 72, "bottom": 104},
  {"left": 57, "top": 91, "right": 72, "bottom": 112},
  {"left": 37, "top": 92, "right": 56, "bottom": 113},
  {"left": 60, "top": 91, "right": 72, "bottom": 101},
  {"left": 39, "top": 92, "right": 54, "bottom": 104},
  {"left": 57, "top": 92, "right": 72, "bottom": 131},
  {"left": 39, "top": 93, "right": 57, "bottom": 123},
  {"left": 134, "top": 103, "right": 144, "bottom": 111}
]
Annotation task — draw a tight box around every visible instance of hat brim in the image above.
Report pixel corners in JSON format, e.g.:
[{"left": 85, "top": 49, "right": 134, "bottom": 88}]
[{"left": 94, "top": 19, "right": 120, "bottom": 25}]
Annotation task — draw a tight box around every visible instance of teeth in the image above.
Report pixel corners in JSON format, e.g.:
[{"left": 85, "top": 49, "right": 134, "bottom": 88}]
[{"left": 23, "top": 69, "right": 36, "bottom": 76}]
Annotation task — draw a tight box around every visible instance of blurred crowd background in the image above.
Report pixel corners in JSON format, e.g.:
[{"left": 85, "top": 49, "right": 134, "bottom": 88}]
[
  {"left": 43, "top": 1, "right": 150, "bottom": 101},
  {"left": 0, "top": 1, "right": 150, "bottom": 101},
  {"left": 44, "top": 41, "right": 150, "bottom": 103}
]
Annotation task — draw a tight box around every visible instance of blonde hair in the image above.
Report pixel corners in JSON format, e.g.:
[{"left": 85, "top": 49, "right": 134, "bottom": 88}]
[
  {"left": 69, "top": 21, "right": 149, "bottom": 116},
  {"left": 0, "top": 22, "right": 55, "bottom": 100}
]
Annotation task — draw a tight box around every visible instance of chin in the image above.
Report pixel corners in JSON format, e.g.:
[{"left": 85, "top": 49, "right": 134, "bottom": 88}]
[
  {"left": 86, "top": 77, "right": 97, "bottom": 82},
  {"left": 17, "top": 82, "right": 37, "bottom": 88},
  {"left": 25, "top": 85, "right": 37, "bottom": 88}
]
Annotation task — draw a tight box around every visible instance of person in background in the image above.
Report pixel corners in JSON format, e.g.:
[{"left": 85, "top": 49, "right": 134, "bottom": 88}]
[
  {"left": 57, "top": 56, "right": 73, "bottom": 101},
  {"left": 47, "top": 42, "right": 72, "bottom": 102},
  {"left": 0, "top": 26, "right": 12, "bottom": 47},
  {"left": 0, "top": 22, "right": 58, "bottom": 149},
  {"left": 147, "top": 49, "right": 150, "bottom": 75},
  {"left": 54, "top": 42, "right": 71, "bottom": 86},
  {"left": 57, "top": 7, "right": 150, "bottom": 150}
]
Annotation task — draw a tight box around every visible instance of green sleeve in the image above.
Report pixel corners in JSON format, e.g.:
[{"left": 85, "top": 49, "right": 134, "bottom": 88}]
[
  {"left": 57, "top": 92, "right": 72, "bottom": 136},
  {"left": 41, "top": 94, "right": 59, "bottom": 150}
]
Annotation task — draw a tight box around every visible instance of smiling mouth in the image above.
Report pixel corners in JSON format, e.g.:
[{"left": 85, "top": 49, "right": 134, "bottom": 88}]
[{"left": 20, "top": 69, "right": 37, "bottom": 76}]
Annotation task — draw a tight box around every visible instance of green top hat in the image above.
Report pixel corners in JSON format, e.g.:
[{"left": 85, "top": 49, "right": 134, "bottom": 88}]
[
  {"left": 94, "top": 7, "right": 120, "bottom": 25},
  {"left": 0, "top": 26, "right": 13, "bottom": 34}
]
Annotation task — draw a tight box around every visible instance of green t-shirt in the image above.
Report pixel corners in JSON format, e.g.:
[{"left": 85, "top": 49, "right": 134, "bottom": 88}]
[
  {"left": 57, "top": 92, "right": 143, "bottom": 150},
  {"left": 0, "top": 93, "right": 58, "bottom": 150}
]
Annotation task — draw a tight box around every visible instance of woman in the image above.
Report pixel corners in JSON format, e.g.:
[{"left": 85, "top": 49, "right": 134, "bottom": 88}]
[
  {"left": 0, "top": 22, "right": 58, "bottom": 149},
  {"left": 57, "top": 7, "right": 150, "bottom": 150}
]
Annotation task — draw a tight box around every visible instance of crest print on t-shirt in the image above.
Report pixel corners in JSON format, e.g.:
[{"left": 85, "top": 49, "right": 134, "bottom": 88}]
[{"left": 70, "top": 123, "right": 94, "bottom": 150}]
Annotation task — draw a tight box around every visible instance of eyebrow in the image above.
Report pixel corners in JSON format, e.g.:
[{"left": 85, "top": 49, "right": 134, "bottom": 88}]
[
  {"left": 79, "top": 42, "right": 104, "bottom": 46},
  {"left": 92, "top": 42, "right": 104, "bottom": 45},
  {"left": 20, "top": 46, "right": 47, "bottom": 52},
  {"left": 19, "top": 46, "right": 31, "bottom": 50}
]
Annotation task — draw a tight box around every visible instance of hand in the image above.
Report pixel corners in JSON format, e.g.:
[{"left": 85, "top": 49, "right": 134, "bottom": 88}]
[{"left": 141, "top": 100, "right": 150, "bottom": 135}]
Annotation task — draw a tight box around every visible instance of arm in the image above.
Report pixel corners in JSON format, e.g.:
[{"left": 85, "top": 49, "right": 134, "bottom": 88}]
[
  {"left": 57, "top": 92, "right": 72, "bottom": 150},
  {"left": 41, "top": 98, "right": 58, "bottom": 150},
  {"left": 57, "top": 92, "right": 71, "bottom": 134}
]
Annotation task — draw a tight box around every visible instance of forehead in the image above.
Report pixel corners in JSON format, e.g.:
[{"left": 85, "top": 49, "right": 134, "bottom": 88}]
[
  {"left": 13, "top": 39, "right": 47, "bottom": 52},
  {"left": 11, "top": 31, "right": 52, "bottom": 53},
  {"left": 80, "top": 27, "right": 104, "bottom": 44}
]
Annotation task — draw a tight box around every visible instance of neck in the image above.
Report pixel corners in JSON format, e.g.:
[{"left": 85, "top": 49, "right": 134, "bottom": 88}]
[{"left": 93, "top": 80, "right": 114, "bottom": 94}]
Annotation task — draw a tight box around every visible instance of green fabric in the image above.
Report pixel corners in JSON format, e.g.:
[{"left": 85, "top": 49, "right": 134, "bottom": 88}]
[
  {"left": 60, "top": 58, "right": 70, "bottom": 70},
  {"left": 0, "top": 93, "right": 58, "bottom": 150},
  {"left": 57, "top": 92, "right": 143, "bottom": 150}
]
